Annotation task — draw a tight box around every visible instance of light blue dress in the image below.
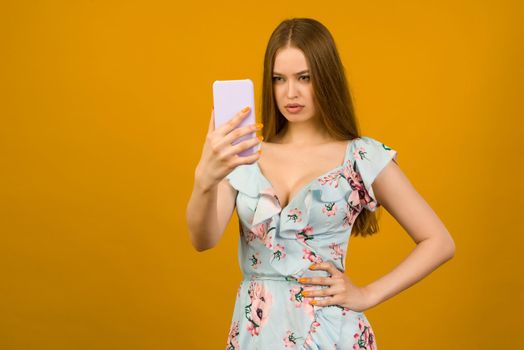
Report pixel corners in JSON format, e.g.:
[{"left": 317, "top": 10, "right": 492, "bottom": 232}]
[{"left": 225, "top": 136, "right": 398, "bottom": 350}]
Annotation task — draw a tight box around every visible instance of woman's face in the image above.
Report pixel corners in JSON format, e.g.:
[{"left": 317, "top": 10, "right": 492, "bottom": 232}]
[{"left": 272, "top": 46, "right": 316, "bottom": 123}]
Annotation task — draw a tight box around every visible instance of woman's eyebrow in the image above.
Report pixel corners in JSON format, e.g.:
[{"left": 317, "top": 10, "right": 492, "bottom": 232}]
[{"left": 272, "top": 70, "right": 309, "bottom": 76}]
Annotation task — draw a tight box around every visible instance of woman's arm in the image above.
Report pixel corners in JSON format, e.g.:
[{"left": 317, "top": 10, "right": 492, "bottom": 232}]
[
  {"left": 185, "top": 108, "right": 260, "bottom": 252},
  {"left": 186, "top": 170, "right": 237, "bottom": 252},
  {"left": 362, "top": 160, "right": 456, "bottom": 307}
]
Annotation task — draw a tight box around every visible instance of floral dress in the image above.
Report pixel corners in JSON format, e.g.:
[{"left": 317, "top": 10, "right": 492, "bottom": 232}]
[{"left": 225, "top": 136, "right": 398, "bottom": 350}]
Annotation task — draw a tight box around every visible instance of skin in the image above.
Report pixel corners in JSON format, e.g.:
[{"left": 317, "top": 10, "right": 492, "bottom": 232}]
[
  {"left": 271, "top": 46, "right": 327, "bottom": 144},
  {"left": 186, "top": 107, "right": 262, "bottom": 251},
  {"left": 266, "top": 46, "right": 455, "bottom": 312}
]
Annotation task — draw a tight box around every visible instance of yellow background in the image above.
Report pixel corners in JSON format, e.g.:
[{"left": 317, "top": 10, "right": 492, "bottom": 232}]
[{"left": 1, "top": 1, "right": 522, "bottom": 349}]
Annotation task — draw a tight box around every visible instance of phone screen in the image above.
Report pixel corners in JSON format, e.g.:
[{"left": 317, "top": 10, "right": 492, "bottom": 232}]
[{"left": 213, "top": 79, "right": 259, "bottom": 157}]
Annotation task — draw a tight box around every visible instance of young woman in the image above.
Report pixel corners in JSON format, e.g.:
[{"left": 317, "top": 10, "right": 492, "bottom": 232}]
[{"left": 186, "top": 18, "right": 455, "bottom": 350}]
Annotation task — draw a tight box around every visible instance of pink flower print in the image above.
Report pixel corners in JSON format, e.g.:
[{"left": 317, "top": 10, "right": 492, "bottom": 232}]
[
  {"left": 322, "top": 202, "right": 337, "bottom": 216},
  {"left": 318, "top": 169, "right": 344, "bottom": 188},
  {"left": 329, "top": 242, "right": 344, "bottom": 266},
  {"left": 287, "top": 208, "right": 303, "bottom": 223},
  {"left": 346, "top": 166, "right": 365, "bottom": 205},
  {"left": 309, "top": 321, "right": 320, "bottom": 333},
  {"left": 283, "top": 330, "right": 303, "bottom": 348},
  {"left": 245, "top": 232, "right": 254, "bottom": 243},
  {"left": 251, "top": 222, "right": 268, "bottom": 241},
  {"left": 353, "top": 146, "right": 367, "bottom": 161},
  {"left": 331, "top": 303, "right": 351, "bottom": 316},
  {"left": 289, "top": 285, "right": 307, "bottom": 307},
  {"left": 343, "top": 202, "right": 360, "bottom": 228},
  {"left": 226, "top": 320, "right": 240, "bottom": 350},
  {"left": 346, "top": 166, "right": 375, "bottom": 210},
  {"left": 247, "top": 221, "right": 276, "bottom": 249},
  {"left": 289, "top": 285, "right": 315, "bottom": 320},
  {"left": 262, "top": 228, "right": 275, "bottom": 250},
  {"left": 245, "top": 281, "right": 273, "bottom": 336},
  {"left": 302, "top": 248, "right": 323, "bottom": 264},
  {"left": 358, "top": 185, "right": 375, "bottom": 209},
  {"left": 365, "top": 199, "right": 378, "bottom": 211},
  {"left": 246, "top": 320, "right": 258, "bottom": 336},
  {"left": 245, "top": 226, "right": 257, "bottom": 243},
  {"left": 342, "top": 159, "right": 357, "bottom": 179},
  {"left": 249, "top": 252, "right": 261, "bottom": 269},
  {"left": 296, "top": 224, "right": 314, "bottom": 244},
  {"left": 353, "top": 316, "right": 377, "bottom": 350},
  {"left": 304, "top": 334, "right": 313, "bottom": 347},
  {"left": 303, "top": 321, "right": 321, "bottom": 347},
  {"left": 271, "top": 243, "right": 286, "bottom": 262},
  {"left": 341, "top": 306, "right": 351, "bottom": 316},
  {"left": 346, "top": 190, "right": 361, "bottom": 212}
]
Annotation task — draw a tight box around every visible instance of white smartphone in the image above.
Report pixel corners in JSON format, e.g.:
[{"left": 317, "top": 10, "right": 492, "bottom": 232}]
[{"left": 212, "top": 79, "right": 260, "bottom": 157}]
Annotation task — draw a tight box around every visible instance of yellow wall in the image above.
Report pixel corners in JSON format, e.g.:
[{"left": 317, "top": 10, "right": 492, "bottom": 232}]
[{"left": 1, "top": 1, "right": 522, "bottom": 349}]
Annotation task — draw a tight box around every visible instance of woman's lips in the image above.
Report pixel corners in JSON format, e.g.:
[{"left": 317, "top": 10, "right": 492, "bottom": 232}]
[{"left": 285, "top": 105, "right": 304, "bottom": 113}]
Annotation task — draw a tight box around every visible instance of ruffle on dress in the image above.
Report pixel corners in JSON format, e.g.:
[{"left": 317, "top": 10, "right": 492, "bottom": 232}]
[
  {"left": 224, "top": 136, "right": 399, "bottom": 251},
  {"left": 225, "top": 163, "right": 282, "bottom": 227}
]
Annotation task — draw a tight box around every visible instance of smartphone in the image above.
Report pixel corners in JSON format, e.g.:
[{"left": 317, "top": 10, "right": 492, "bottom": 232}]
[{"left": 212, "top": 79, "right": 260, "bottom": 157}]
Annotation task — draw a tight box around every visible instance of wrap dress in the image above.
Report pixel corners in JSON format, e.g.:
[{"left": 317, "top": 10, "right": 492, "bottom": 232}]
[{"left": 225, "top": 136, "right": 398, "bottom": 349}]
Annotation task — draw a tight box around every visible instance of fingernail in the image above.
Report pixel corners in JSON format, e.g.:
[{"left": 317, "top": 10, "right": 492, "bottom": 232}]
[
  {"left": 255, "top": 123, "right": 263, "bottom": 129},
  {"left": 301, "top": 291, "right": 310, "bottom": 296},
  {"left": 309, "top": 300, "right": 317, "bottom": 305},
  {"left": 257, "top": 135, "right": 264, "bottom": 141},
  {"left": 242, "top": 106, "right": 250, "bottom": 113},
  {"left": 309, "top": 264, "right": 317, "bottom": 270},
  {"left": 257, "top": 150, "right": 262, "bottom": 155},
  {"left": 298, "top": 278, "right": 308, "bottom": 283}
]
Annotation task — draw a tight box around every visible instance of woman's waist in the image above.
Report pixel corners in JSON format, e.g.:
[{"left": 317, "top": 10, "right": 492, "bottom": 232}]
[{"left": 242, "top": 273, "right": 299, "bottom": 282}]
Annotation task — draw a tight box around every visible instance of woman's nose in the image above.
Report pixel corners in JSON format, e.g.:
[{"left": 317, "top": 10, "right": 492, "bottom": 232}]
[{"left": 286, "top": 81, "right": 298, "bottom": 98}]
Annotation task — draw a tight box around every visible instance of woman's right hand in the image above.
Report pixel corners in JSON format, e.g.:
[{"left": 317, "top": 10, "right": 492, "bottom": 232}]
[{"left": 194, "top": 106, "right": 263, "bottom": 191}]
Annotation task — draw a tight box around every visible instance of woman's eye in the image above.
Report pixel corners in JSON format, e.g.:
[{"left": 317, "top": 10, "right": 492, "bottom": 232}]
[{"left": 271, "top": 76, "right": 309, "bottom": 82}]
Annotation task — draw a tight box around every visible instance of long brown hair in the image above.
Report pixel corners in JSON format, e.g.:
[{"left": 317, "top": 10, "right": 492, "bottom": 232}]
[{"left": 260, "top": 18, "right": 381, "bottom": 237}]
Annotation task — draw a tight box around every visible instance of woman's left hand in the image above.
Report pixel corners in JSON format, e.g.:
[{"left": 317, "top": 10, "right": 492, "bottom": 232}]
[{"left": 298, "top": 261, "right": 376, "bottom": 313}]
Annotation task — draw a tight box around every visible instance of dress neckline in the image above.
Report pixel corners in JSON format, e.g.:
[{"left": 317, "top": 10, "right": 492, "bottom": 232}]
[{"left": 254, "top": 138, "right": 359, "bottom": 211}]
